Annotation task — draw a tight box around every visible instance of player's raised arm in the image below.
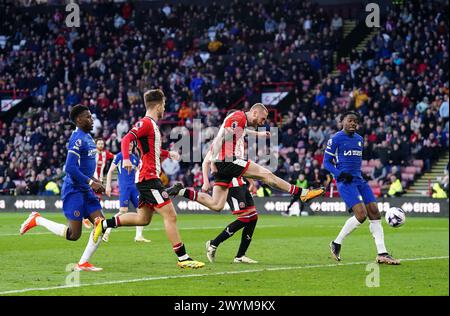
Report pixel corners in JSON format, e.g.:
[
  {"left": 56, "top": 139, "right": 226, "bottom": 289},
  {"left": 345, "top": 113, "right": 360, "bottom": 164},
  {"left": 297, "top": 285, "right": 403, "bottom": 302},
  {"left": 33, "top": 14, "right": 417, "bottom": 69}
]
[
  {"left": 105, "top": 155, "right": 119, "bottom": 197},
  {"left": 245, "top": 128, "right": 270, "bottom": 138}
]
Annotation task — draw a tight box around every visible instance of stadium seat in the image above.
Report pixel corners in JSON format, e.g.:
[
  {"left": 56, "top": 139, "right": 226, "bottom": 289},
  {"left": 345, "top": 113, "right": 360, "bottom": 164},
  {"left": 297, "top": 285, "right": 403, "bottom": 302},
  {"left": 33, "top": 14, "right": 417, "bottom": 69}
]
[{"left": 401, "top": 173, "right": 415, "bottom": 182}]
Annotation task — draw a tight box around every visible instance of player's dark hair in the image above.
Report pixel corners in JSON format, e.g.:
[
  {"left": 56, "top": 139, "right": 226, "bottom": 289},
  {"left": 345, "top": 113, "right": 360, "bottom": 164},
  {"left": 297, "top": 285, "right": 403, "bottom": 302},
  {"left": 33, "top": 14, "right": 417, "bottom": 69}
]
[
  {"left": 341, "top": 110, "right": 360, "bottom": 122},
  {"left": 70, "top": 104, "right": 89, "bottom": 123},
  {"left": 95, "top": 138, "right": 104, "bottom": 144}
]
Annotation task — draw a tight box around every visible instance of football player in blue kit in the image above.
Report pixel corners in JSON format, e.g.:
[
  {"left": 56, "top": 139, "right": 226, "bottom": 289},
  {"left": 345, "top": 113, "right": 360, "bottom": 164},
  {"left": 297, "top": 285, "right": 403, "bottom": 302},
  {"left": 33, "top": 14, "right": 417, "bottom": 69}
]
[
  {"left": 20, "top": 105, "right": 106, "bottom": 271},
  {"left": 103, "top": 143, "right": 151, "bottom": 243},
  {"left": 324, "top": 111, "right": 400, "bottom": 265}
]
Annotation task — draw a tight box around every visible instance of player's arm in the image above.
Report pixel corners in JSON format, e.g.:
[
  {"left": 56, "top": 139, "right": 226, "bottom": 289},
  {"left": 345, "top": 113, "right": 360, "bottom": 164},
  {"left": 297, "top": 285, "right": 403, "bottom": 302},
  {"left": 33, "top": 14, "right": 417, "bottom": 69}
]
[
  {"left": 323, "top": 137, "right": 341, "bottom": 178},
  {"left": 245, "top": 128, "right": 271, "bottom": 138},
  {"left": 323, "top": 138, "right": 353, "bottom": 183},
  {"left": 247, "top": 178, "right": 256, "bottom": 194},
  {"left": 65, "top": 140, "right": 104, "bottom": 193},
  {"left": 105, "top": 160, "right": 118, "bottom": 197},
  {"left": 121, "top": 120, "right": 152, "bottom": 173},
  {"left": 202, "top": 150, "right": 212, "bottom": 192}
]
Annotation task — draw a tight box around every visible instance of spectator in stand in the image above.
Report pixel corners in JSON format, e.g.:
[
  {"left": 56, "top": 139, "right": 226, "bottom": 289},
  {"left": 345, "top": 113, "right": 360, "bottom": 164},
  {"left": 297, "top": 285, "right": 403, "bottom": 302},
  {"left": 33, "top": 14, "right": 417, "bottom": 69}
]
[
  {"left": 386, "top": 175, "right": 404, "bottom": 197},
  {"left": 371, "top": 160, "right": 387, "bottom": 186},
  {"left": 162, "top": 156, "right": 181, "bottom": 183}
]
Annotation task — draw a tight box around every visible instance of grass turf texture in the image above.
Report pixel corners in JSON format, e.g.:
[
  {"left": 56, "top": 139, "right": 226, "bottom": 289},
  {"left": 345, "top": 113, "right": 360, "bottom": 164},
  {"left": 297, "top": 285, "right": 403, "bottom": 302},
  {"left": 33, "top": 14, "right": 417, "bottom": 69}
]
[{"left": 0, "top": 212, "right": 448, "bottom": 296}]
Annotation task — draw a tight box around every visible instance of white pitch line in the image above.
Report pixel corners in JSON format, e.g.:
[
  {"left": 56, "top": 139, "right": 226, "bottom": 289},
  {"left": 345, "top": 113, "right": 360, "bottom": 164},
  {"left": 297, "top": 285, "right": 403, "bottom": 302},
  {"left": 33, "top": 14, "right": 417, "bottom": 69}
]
[
  {"left": 0, "top": 256, "right": 447, "bottom": 295},
  {"left": 0, "top": 224, "right": 286, "bottom": 237}
]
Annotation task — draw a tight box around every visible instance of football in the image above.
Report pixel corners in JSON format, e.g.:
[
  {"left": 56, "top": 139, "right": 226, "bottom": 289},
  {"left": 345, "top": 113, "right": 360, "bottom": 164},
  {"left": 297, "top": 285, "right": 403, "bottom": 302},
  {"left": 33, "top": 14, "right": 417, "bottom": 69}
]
[{"left": 385, "top": 207, "right": 406, "bottom": 227}]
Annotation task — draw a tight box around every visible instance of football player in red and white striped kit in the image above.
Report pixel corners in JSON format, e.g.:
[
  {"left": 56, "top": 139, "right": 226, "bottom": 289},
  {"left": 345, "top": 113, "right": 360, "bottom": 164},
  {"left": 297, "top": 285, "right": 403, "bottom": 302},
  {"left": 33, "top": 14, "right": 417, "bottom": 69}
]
[
  {"left": 170, "top": 103, "right": 326, "bottom": 210},
  {"left": 94, "top": 138, "right": 114, "bottom": 183},
  {"left": 93, "top": 89, "right": 204, "bottom": 269},
  {"left": 202, "top": 142, "right": 260, "bottom": 264}
]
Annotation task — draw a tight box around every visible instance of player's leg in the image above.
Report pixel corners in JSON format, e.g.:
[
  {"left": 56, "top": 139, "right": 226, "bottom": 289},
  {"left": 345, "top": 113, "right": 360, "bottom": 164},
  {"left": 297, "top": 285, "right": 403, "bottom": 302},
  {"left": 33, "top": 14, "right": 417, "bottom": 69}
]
[
  {"left": 234, "top": 217, "right": 258, "bottom": 264},
  {"left": 20, "top": 192, "right": 81, "bottom": 240},
  {"left": 234, "top": 189, "right": 258, "bottom": 263},
  {"left": 155, "top": 202, "right": 204, "bottom": 269},
  {"left": 102, "top": 191, "right": 129, "bottom": 242},
  {"left": 173, "top": 183, "right": 230, "bottom": 211},
  {"left": 102, "top": 206, "right": 127, "bottom": 243},
  {"left": 243, "top": 161, "right": 325, "bottom": 202},
  {"left": 131, "top": 187, "right": 150, "bottom": 242},
  {"left": 361, "top": 183, "right": 400, "bottom": 265},
  {"left": 75, "top": 191, "right": 105, "bottom": 271},
  {"left": 330, "top": 183, "right": 367, "bottom": 261},
  {"left": 206, "top": 219, "right": 246, "bottom": 263}
]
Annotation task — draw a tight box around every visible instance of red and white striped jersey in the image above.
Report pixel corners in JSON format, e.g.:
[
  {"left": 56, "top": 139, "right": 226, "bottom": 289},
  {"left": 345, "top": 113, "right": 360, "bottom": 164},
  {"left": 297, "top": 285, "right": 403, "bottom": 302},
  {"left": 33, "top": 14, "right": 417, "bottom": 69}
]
[
  {"left": 94, "top": 150, "right": 114, "bottom": 182},
  {"left": 212, "top": 111, "right": 247, "bottom": 161},
  {"left": 123, "top": 116, "right": 169, "bottom": 182}
]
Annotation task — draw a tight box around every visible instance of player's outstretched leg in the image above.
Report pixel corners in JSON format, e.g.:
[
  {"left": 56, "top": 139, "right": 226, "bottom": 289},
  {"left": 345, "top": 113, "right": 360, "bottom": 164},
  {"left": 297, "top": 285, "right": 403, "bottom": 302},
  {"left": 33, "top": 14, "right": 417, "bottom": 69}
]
[
  {"left": 242, "top": 161, "right": 325, "bottom": 203},
  {"left": 20, "top": 212, "right": 68, "bottom": 237},
  {"left": 366, "top": 202, "right": 400, "bottom": 265},
  {"left": 206, "top": 219, "right": 247, "bottom": 263},
  {"left": 234, "top": 218, "right": 258, "bottom": 264}
]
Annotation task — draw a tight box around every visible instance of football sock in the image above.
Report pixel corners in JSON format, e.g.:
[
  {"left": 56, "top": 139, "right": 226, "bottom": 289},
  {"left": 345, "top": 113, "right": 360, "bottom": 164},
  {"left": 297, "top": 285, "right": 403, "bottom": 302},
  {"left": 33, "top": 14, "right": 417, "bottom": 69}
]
[
  {"left": 179, "top": 188, "right": 198, "bottom": 201},
  {"left": 103, "top": 228, "right": 112, "bottom": 238},
  {"left": 36, "top": 216, "right": 67, "bottom": 238},
  {"left": 79, "top": 229, "right": 102, "bottom": 264},
  {"left": 334, "top": 216, "right": 362, "bottom": 244},
  {"left": 103, "top": 217, "right": 120, "bottom": 229},
  {"left": 135, "top": 226, "right": 144, "bottom": 238},
  {"left": 236, "top": 220, "right": 257, "bottom": 258},
  {"left": 211, "top": 219, "right": 246, "bottom": 247},
  {"left": 369, "top": 219, "right": 387, "bottom": 254},
  {"left": 173, "top": 242, "right": 190, "bottom": 261}
]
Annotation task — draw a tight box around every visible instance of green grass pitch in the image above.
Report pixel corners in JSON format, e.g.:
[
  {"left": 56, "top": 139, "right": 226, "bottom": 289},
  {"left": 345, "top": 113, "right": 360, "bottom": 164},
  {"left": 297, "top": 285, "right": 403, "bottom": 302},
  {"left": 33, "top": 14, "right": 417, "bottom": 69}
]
[{"left": 0, "top": 212, "right": 448, "bottom": 296}]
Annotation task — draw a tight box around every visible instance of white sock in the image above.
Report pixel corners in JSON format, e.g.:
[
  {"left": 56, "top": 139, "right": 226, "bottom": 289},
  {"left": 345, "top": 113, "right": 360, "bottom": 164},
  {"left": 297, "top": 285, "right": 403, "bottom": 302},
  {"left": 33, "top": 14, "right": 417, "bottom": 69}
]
[
  {"left": 79, "top": 229, "right": 102, "bottom": 264},
  {"left": 369, "top": 219, "right": 387, "bottom": 254},
  {"left": 178, "top": 188, "right": 186, "bottom": 197},
  {"left": 135, "top": 226, "right": 143, "bottom": 238},
  {"left": 103, "top": 228, "right": 112, "bottom": 238},
  {"left": 36, "top": 216, "right": 67, "bottom": 238},
  {"left": 334, "top": 216, "right": 362, "bottom": 244}
]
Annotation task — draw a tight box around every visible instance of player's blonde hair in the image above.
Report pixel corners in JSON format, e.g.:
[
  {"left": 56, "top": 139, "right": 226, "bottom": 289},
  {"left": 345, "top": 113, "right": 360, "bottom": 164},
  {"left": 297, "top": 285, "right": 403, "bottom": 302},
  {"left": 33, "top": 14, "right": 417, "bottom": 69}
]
[{"left": 250, "top": 103, "right": 268, "bottom": 113}]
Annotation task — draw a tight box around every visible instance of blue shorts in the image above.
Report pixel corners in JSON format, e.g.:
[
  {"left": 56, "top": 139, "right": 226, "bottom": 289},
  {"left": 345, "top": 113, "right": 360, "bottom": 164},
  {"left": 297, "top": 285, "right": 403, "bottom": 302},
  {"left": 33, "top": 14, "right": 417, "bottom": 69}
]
[
  {"left": 119, "top": 186, "right": 139, "bottom": 208},
  {"left": 336, "top": 178, "right": 377, "bottom": 209},
  {"left": 63, "top": 190, "right": 102, "bottom": 221}
]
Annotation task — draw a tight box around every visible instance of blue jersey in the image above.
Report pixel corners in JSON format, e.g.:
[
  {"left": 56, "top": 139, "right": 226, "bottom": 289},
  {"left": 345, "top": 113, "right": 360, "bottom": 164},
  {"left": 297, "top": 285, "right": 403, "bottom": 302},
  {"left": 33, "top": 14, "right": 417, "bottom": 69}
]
[
  {"left": 61, "top": 128, "right": 97, "bottom": 199},
  {"left": 113, "top": 152, "right": 139, "bottom": 188},
  {"left": 323, "top": 131, "right": 364, "bottom": 179}
]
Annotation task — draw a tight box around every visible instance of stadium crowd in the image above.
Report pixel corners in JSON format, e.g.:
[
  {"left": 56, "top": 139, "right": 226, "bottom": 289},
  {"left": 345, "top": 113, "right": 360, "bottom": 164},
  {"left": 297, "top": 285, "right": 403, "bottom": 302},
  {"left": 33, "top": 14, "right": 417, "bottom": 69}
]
[{"left": 0, "top": 0, "right": 448, "bottom": 198}]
